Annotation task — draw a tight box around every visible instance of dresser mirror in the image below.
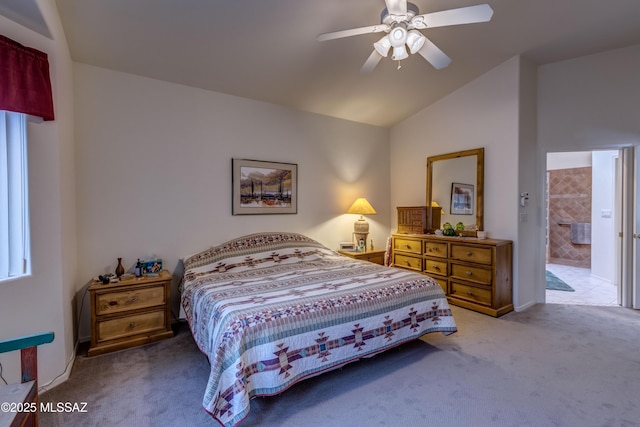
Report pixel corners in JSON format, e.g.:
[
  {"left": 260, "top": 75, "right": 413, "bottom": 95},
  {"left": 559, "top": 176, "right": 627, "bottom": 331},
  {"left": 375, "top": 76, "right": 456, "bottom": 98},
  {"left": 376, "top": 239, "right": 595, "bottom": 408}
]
[{"left": 426, "top": 147, "right": 484, "bottom": 234}]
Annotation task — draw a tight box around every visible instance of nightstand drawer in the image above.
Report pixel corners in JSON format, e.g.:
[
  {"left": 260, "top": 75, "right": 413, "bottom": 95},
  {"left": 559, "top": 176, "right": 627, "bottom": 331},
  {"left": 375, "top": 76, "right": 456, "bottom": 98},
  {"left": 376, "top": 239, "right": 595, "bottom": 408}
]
[
  {"left": 450, "top": 282, "right": 491, "bottom": 306},
  {"left": 424, "top": 241, "right": 448, "bottom": 258},
  {"left": 96, "top": 310, "right": 166, "bottom": 343},
  {"left": 450, "top": 244, "right": 492, "bottom": 265},
  {"left": 450, "top": 263, "right": 492, "bottom": 285},
  {"left": 424, "top": 258, "right": 447, "bottom": 276},
  {"left": 96, "top": 285, "right": 166, "bottom": 315},
  {"left": 393, "top": 238, "right": 422, "bottom": 255},
  {"left": 394, "top": 254, "right": 422, "bottom": 271},
  {"left": 359, "top": 252, "right": 384, "bottom": 265}
]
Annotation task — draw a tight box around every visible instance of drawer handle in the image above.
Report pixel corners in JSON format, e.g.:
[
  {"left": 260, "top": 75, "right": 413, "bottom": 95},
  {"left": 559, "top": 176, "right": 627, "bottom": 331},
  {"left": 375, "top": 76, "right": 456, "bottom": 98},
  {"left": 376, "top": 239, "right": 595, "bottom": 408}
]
[
  {"left": 432, "top": 265, "right": 440, "bottom": 270},
  {"left": 430, "top": 247, "right": 438, "bottom": 251},
  {"left": 128, "top": 296, "right": 138, "bottom": 303},
  {"left": 405, "top": 260, "right": 411, "bottom": 265},
  {"left": 129, "top": 322, "right": 137, "bottom": 329},
  {"left": 466, "top": 271, "right": 473, "bottom": 276},
  {"left": 466, "top": 291, "right": 473, "bottom": 296},
  {"left": 466, "top": 251, "right": 473, "bottom": 256},
  {"left": 109, "top": 301, "right": 117, "bottom": 306},
  {"left": 405, "top": 244, "right": 411, "bottom": 249}
]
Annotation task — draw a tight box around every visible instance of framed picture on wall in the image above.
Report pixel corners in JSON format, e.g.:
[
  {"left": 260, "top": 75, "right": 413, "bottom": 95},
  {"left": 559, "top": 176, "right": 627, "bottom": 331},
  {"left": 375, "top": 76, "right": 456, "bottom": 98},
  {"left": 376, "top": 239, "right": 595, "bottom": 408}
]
[
  {"left": 232, "top": 159, "right": 297, "bottom": 215},
  {"left": 450, "top": 182, "right": 474, "bottom": 215}
]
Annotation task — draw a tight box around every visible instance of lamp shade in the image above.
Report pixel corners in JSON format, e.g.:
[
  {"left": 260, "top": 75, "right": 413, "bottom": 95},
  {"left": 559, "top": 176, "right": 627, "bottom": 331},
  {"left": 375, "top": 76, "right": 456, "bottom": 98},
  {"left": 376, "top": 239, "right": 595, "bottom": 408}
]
[
  {"left": 406, "top": 30, "right": 426, "bottom": 54},
  {"left": 391, "top": 45, "right": 409, "bottom": 61},
  {"left": 373, "top": 35, "right": 391, "bottom": 57},
  {"left": 347, "top": 198, "right": 377, "bottom": 215},
  {"left": 389, "top": 26, "right": 407, "bottom": 48},
  {"left": 431, "top": 200, "right": 445, "bottom": 214}
]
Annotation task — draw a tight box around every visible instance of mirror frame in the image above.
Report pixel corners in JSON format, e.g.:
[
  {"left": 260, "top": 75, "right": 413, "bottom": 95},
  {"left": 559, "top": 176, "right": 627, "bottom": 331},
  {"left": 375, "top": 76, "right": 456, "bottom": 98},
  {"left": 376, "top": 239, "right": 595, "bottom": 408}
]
[{"left": 426, "top": 147, "right": 484, "bottom": 234}]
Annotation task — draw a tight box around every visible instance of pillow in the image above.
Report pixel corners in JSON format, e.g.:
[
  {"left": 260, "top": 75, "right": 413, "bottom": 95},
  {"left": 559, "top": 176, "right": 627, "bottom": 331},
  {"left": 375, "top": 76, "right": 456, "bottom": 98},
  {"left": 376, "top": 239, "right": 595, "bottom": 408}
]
[{"left": 182, "top": 232, "right": 326, "bottom": 272}]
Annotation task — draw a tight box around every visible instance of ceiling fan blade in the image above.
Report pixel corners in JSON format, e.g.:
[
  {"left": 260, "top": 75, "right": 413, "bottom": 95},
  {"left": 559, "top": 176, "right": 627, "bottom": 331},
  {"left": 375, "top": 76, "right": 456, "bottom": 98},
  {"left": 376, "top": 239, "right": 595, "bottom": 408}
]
[
  {"left": 317, "top": 24, "right": 389, "bottom": 42},
  {"left": 417, "top": 38, "right": 451, "bottom": 69},
  {"left": 411, "top": 4, "right": 493, "bottom": 30},
  {"left": 361, "top": 50, "right": 383, "bottom": 73},
  {"left": 384, "top": 0, "right": 407, "bottom": 15}
]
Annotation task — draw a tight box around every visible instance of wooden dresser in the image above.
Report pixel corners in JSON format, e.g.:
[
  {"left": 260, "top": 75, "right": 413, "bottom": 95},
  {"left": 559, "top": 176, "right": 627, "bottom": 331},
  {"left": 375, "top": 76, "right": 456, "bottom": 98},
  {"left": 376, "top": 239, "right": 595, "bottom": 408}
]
[
  {"left": 392, "top": 234, "right": 513, "bottom": 317},
  {"left": 88, "top": 270, "right": 174, "bottom": 356}
]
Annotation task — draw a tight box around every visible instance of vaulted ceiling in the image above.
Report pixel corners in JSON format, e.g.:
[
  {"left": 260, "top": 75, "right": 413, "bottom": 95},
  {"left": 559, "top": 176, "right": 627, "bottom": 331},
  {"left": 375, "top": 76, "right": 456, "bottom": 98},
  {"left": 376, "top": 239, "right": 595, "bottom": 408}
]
[{"left": 9, "top": 1, "right": 640, "bottom": 127}]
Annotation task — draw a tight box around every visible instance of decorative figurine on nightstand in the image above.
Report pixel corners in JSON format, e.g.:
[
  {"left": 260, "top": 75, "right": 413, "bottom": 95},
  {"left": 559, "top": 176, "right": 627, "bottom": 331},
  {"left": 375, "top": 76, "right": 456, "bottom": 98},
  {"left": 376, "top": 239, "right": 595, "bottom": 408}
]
[
  {"left": 115, "top": 257, "right": 125, "bottom": 277},
  {"left": 135, "top": 259, "right": 142, "bottom": 277}
]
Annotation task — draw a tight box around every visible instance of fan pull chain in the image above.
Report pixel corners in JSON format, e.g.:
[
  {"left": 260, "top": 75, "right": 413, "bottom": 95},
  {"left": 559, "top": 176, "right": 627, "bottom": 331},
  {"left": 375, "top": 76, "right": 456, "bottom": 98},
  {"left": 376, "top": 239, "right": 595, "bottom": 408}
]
[{"left": 397, "top": 61, "right": 402, "bottom": 70}]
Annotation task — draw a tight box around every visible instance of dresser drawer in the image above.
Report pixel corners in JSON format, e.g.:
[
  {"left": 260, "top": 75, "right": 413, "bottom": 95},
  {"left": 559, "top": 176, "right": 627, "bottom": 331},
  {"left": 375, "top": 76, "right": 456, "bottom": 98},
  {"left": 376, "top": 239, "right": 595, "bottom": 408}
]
[
  {"left": 96, "top": 310, "right": 166, "bottom": 343},
  {"left": 450, "top": 244, "right": 492, "bottom": 265},
  {"left": 450, "top": 262, "right": 492, "bottom": 285},
  {"left": 424, "top": 241, "right": 448, "bottom": 258},
  {"left": 394, "top": 254, "right": 423, "bottom": 271},
  {"left": 394, "top": 238, "right": 422, "bottom": 255},
  {"left": 96, "top": 285, "right": 166, "bottom": 315},
  {"left": 450, "top": 282, "right": 492, "bottom": 306},
  {"left": 424, "top": 258, "right": 447, "bottom": 276}
]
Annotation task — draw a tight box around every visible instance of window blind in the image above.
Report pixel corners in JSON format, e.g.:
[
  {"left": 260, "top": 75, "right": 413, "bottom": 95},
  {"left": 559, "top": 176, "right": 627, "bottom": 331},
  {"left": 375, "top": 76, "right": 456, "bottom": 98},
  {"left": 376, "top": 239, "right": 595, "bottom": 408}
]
[{"left": 0, "top": 110, "right": 29, "bottom": 279}]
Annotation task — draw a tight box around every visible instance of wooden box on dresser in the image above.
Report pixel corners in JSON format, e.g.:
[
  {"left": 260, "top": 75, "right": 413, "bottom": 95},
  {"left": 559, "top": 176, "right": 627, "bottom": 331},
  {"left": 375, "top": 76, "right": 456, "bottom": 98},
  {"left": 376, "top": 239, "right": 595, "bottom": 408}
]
[
  {"left": 392, "top": 234, "right": 513, "bottom": 317},
  {"left": 88, "top": 270, "right": 174, "bottom": 356}
]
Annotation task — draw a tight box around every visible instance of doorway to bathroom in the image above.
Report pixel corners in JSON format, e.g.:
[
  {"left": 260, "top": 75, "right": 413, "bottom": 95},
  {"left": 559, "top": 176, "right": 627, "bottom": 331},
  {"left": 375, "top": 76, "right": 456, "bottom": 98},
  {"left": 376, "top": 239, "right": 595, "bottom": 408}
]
[{"left": 545, "top": 150, "right": 621, "bottom": 306}]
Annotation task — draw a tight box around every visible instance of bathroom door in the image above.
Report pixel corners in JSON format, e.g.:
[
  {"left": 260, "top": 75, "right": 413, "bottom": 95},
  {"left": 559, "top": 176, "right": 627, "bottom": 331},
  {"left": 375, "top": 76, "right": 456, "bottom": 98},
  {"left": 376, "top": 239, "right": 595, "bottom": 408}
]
[
  {"left": 634, "top": 146, "right": 640, "bottom": 309},
  {"left": 620, "top": 146, "right": 640, "bottom": 309}
]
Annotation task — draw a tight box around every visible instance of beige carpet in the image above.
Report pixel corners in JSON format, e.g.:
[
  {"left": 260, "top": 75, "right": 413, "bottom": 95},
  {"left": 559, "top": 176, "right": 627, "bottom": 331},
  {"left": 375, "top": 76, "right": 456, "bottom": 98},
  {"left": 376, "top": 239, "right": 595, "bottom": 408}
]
[{"left": 40, "top": 304, "right": 640, "bottom": 426}]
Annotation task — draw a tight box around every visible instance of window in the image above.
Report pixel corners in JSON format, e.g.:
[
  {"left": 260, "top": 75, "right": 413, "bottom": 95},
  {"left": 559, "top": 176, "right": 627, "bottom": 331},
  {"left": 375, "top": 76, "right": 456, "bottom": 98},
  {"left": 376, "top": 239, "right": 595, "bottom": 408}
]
[{"left": 0, "top": 110, "right": 30, "bottom": 280}]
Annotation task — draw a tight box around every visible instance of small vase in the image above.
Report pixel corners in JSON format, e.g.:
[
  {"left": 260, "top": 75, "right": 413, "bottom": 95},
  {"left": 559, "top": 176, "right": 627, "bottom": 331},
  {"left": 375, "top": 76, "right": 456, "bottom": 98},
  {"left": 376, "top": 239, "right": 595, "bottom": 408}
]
[{"left": 115, "top": 258, "right": 125, "bottom": 277}]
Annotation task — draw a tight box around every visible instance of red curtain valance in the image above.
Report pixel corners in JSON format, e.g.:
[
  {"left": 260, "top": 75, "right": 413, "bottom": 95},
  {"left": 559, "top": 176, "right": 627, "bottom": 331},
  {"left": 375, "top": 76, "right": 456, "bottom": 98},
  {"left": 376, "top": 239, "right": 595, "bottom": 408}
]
[{"left": 0, "top": 34, "right": 54, "bottom": 121}]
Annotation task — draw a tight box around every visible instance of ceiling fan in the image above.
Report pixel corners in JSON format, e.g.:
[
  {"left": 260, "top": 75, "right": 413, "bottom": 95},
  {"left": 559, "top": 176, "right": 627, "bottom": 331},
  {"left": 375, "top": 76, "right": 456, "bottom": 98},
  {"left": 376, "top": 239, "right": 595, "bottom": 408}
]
[{"left": 317, "top": 0, "right": 494, "bottom": 72}]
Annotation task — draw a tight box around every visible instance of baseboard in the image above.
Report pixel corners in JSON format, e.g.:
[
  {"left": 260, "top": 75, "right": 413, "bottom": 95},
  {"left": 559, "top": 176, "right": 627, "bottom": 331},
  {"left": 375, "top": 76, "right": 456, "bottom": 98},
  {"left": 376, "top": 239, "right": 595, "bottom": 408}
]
[{"left": 515, "top": 300, "right": 537, "bottom": 312}]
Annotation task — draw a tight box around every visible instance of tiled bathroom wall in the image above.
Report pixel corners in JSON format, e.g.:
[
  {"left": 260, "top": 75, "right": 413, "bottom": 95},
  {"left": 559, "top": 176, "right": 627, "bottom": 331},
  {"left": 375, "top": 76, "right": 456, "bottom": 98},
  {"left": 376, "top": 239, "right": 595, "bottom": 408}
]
[{"left": 547, "top": 166, "right": 592, "bottom": 268}]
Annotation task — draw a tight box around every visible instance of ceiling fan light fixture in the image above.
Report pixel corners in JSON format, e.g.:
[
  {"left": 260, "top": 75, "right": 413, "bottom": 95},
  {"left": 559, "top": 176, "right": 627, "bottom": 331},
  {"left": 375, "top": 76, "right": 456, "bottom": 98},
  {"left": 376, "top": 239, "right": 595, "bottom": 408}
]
[
  {"left": 389, "top": 26, "right": 407, "bottom": 47},
  {"left": 373, "top": 35, "right": 391, "bottom": 57},
  {"left": 391, "top": 45, "right": 409, "bottom": 61},
  {"left": 317, "top": 2, "right": 495, "bottom": 73},
  {"left": 406, "top": 30, "right": 426, "bottom": 54}
]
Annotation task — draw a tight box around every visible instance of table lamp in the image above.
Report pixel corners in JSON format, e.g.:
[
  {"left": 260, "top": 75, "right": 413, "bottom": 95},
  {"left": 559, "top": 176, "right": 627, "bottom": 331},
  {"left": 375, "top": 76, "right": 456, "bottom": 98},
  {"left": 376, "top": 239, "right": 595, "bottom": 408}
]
[{"left": 347, "top": 198, "right": 377, "bottom": 251}]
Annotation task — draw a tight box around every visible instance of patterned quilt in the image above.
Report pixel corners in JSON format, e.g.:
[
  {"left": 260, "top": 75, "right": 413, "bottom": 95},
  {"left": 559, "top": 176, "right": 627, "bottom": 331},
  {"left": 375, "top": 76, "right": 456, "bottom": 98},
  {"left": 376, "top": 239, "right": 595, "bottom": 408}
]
[{"left": 181, "top": 232, "right": 457, "bottom": 427}]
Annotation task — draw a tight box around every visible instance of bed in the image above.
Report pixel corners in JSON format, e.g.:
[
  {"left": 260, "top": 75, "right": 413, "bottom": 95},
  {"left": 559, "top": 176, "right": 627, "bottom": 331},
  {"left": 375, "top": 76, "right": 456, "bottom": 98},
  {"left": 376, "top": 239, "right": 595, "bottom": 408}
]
[{"left": 180, "top": 232, "right": 457, "bottom": 427}]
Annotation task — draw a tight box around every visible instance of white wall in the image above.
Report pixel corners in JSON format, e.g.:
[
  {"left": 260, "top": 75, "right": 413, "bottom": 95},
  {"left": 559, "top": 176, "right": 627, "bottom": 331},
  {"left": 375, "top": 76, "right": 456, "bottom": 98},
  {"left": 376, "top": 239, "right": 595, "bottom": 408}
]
[
  {"left": 391, "top": 57, "right": 525, "bottom": 307},
  {"left": 547, "top": 151, "right": 591, "bottom": 170},
  {"left": 538, "top": 44, "right": 640, "bottom": 151},
  {"left": 0, "top": 0, "right": 76, "bottom": 389},
  {"left": 517, "top": 58, "right": 541, "bottom": 309},
  {"left": 73, "top": 63, "right": 390, "bottom": 337},
  {"left": 538, "top": 44, "right": 640, "bottom": 302}
]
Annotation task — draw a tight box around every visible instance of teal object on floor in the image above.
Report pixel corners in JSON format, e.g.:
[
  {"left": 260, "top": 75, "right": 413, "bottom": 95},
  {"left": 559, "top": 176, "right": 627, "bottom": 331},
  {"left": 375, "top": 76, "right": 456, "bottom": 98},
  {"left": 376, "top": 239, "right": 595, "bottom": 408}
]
[{"left": 546, "top": 270, "right": 575, "bottom": 292}]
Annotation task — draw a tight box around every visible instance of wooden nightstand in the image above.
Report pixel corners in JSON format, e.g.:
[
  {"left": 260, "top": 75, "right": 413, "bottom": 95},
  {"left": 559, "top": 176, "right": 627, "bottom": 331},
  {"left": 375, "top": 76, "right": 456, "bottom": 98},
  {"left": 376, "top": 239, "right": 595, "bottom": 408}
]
[
  {"left": 88, "top": 270, "right": 174, "bottom": 356},
  {"left": 338, "top": 249, "right": 386, "bottom": 265}
]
